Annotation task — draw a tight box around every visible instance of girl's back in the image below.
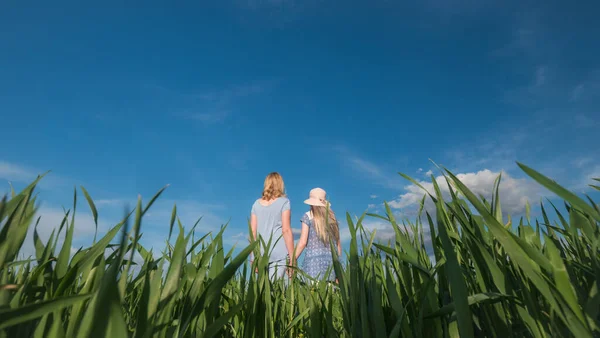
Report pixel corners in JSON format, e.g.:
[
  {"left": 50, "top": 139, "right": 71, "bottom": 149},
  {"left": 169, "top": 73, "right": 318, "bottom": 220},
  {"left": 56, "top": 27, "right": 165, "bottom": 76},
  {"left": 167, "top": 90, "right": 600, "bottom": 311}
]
[
  {"left": 300, "top": 211, "right": 335, "bottom": 279},
  {"left": 295, "top": 187, "right": 341, "bottom": 282}
]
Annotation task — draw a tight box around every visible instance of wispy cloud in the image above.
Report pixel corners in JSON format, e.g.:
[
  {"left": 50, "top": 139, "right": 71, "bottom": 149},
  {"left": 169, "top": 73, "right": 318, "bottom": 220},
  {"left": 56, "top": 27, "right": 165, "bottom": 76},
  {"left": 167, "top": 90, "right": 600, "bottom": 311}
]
[
  {"left": 146, "top": 80, "right": 277, "bottom": 125},
  {"left": 0, "top": 161, "right": 36, "bottom": 183},
  {"left": 227, "top": 145, "right": 253, "bottom": 171},
  {"left": 570, "top": 84, "right": 585, "bottom": 102},
  {"left": 94, "top": 199, "right": 130, "bottom": 207},
  {"left": 574, "top": 114, "right": 599, "bottom": 129},
  {"left": 418, "top": 0, "right": 498, "bottom": 20},
  {"left": 182, "top": 110, "right": 231, "bottom": 124},
  {"left": 240, "top": 0, "right": 295, "bottom": 8},
  {"left": 491, "top": 10, "right": 549, "bottom": 60},
  {"left": 495, "top": 11, "right": 600, "bottom": 125},
  {"left": 0, "top": 161, "right": 68, "bottom": 192},
  {"left": 333, "top": 146, "right": 402, "bottom": 190},
  {"left": 236, "top": 0, "right": 302, "bottom": 14}
]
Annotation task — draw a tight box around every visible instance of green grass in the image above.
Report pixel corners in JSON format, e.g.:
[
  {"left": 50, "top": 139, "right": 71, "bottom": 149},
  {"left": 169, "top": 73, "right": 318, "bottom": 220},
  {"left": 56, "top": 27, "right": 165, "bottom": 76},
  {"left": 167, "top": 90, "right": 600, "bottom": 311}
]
[{"left": 0, "top": 163, "right": 599, "bottom": 337}]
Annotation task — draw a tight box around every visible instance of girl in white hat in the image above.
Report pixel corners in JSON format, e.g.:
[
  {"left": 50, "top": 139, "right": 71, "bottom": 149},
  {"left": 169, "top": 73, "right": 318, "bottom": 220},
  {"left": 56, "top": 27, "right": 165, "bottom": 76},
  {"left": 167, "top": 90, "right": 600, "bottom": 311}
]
[{"left": 294, "top": 187, "right": 341, "bottom": 282}]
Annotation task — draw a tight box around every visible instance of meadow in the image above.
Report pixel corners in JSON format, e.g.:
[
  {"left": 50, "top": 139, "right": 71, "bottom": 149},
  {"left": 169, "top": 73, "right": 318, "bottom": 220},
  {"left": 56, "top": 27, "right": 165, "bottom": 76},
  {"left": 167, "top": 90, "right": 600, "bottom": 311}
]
[{"left": 0, "top": 162, "right": 599, "bottom": 337}]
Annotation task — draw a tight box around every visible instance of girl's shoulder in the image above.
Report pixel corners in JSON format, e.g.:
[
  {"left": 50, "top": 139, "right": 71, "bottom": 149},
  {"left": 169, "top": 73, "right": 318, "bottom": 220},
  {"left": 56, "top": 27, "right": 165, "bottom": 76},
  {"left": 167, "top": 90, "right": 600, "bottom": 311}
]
[{"left": 301, "top": 211, "right": 312, "bottom": 224}]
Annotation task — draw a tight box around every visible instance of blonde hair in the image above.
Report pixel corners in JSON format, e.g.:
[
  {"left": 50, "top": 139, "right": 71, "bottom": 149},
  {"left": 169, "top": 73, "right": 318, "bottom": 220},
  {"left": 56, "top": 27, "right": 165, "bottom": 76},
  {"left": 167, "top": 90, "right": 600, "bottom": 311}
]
[
  {"left": 310, "top": 202, "right": 339, "bottom": 245},
  {"left": 262, "top": 172, "right": 286, "bottom": 201}
]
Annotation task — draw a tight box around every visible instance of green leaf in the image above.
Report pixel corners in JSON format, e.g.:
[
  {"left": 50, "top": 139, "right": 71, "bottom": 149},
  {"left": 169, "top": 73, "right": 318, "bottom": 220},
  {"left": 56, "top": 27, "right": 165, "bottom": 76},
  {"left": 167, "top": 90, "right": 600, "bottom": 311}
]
[
  {"left": 517, "top": 162, "right": 600, "bottom": 221},
  {"left": 424, "top": 292, "right": 513, "bottom": 318},
  {"left": 436, "top": 202, "right": 474, "bottom": 338},
  {"left": 80, "top": 186, "right": 99, "bottom": 243},
  {"left": 0, "top": 294, "right": 91, "bottom": 329},
  {"left": 201, "top": 303, "right": 243, "bottom": 338},
  {"left": 56, "top": 209, "right": 75, "bottom": 279}
]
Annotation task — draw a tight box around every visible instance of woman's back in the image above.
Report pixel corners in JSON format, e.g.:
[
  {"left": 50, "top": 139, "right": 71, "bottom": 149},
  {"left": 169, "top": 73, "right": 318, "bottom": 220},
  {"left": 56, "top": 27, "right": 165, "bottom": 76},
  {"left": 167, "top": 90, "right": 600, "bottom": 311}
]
[{"left": 251, "top": 197, "right": 290, "bottom": 261}]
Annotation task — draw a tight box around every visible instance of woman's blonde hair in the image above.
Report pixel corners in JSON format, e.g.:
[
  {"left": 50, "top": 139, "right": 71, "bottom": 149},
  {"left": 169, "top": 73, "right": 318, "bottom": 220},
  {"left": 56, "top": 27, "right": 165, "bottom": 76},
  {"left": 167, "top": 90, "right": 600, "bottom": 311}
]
[
  {"left": 310, "top": 202, "right": 339, "bottom": 245},
  {"left": 262, "top": 172, "right": 286, "bottom": 201}
]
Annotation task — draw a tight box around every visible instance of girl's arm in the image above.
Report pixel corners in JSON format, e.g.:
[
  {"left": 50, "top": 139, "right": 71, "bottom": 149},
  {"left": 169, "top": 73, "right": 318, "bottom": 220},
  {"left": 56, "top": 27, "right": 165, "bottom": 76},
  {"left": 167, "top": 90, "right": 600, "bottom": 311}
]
[
  {"left": 295, "top": 222, "right": 309, "bottom": 260},
  {"left": 337, "top": 239, "right": 342, "bottom": 257}
]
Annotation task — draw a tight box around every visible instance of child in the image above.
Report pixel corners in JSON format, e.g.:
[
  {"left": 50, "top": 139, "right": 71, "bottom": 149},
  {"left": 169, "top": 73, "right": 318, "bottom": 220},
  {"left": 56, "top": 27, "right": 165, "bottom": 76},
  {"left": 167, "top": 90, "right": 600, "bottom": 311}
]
[{"left": 294, "top": 187, "right": 341, "bottom": 283}]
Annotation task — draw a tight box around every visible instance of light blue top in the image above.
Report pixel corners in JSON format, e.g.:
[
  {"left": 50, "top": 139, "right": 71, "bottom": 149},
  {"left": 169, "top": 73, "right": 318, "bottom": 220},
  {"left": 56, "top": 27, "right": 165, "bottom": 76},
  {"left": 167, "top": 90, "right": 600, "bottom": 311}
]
[
  {"left": 300, "top": 212, "right": 337, "bottom": 282},
  {"left": 251, "top": 197, "right": 291, "bottom": 262}
]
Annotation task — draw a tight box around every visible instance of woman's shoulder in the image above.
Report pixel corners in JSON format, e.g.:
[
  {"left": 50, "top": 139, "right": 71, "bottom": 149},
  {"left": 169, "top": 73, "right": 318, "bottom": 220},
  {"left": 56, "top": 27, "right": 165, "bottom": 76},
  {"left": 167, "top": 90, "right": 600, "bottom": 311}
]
[{"left": 254, "top": 197, "right": 289, "bottom": 207}]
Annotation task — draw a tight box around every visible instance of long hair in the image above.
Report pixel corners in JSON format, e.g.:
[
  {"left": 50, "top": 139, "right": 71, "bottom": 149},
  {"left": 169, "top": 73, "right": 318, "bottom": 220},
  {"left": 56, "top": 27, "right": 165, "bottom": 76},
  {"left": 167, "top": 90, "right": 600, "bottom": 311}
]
[
  {"left": 262, "top": 172, "right": 286, "bottom": 201},
  {"left": 310, "top": 202, "right": 339, "bottom": 245}
]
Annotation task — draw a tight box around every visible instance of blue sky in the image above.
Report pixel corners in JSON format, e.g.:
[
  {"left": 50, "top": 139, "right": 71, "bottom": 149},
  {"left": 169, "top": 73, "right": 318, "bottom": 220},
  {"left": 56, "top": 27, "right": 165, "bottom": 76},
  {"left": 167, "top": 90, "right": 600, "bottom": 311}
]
[{"left": 1, "top": 0, "right": 599, "bottom": 258}]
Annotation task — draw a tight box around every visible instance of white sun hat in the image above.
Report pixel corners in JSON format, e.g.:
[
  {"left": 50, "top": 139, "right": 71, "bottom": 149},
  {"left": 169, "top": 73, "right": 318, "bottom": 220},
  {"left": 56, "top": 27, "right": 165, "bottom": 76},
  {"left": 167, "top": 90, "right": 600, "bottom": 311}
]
[{"left": 303, "top": 187, "right": 328, "bottom": 207}]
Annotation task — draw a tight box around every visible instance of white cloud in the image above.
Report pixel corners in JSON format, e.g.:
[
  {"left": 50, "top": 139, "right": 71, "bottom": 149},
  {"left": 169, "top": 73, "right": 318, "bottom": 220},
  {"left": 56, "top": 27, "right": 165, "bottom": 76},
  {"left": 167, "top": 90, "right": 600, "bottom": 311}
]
[
  {"left": 571, "top": 163, "right": 600, "bottom": 192},
  {"left": 339, "top": 170, "right": 541, "bottom": 260},
  {"left": 389, "top": 169, "right": 541, "bottom": 216},
  {"left": 339, "top": 216, "right": 433, "bottom": 253},
  {"left": 370, "top": 194, "right": 378, "bottom": 199},
  {"left": 425, "top": 170, "right": 433, "bottom": 176},
  {"left": 339, "top": 218, "right": 395, "bottom": 243}
]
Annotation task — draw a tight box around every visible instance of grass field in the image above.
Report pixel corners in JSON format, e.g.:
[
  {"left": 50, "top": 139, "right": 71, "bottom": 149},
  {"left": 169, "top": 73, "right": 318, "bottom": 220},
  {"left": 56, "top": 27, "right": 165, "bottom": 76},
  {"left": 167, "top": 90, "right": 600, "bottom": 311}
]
[{"left": 0, "top": 162, "right": 599, "bottom": 337}]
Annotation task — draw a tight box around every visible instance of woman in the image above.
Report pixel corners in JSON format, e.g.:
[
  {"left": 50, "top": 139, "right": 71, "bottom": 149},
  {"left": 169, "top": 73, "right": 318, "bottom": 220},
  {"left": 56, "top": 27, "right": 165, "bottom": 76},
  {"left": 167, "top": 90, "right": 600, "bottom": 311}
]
[
  {"left": 294, "top": 187, "right": 341, "bottom": 283},
  {"left": 250, "top": 172, "right": 295, "bottom": 280}
]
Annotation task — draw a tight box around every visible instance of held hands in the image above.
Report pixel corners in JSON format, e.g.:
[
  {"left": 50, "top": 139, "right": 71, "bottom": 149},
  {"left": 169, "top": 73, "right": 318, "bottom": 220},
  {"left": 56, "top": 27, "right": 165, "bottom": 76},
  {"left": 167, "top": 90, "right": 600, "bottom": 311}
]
[{"left": 286, "top": 254, "right": 295, "bottom": 279}]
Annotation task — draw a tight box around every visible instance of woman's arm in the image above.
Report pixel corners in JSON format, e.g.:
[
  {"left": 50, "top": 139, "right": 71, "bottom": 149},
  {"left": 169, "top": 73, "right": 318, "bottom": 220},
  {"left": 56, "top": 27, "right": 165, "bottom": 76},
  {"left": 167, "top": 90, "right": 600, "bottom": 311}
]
[
  {"left": 295, "top": 223, "right": 309, "bottom": 260},
  {"left": 249, "top": 213, "right": 258, "bottom": 270},
  {"left": 250, "top": 214, "right": 258, "bottom": 242},
  {"left": 337, "top": 239, "right": 342, "bottom": 257},
  {"left": 281, "top": 209, "right": 295, "bottom": 264}
]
